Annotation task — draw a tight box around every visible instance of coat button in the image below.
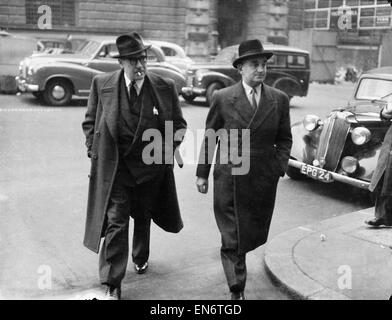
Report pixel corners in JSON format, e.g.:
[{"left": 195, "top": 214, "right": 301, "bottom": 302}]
[{"left": 96, "top": 131, "right": 100, "bottom": 137}]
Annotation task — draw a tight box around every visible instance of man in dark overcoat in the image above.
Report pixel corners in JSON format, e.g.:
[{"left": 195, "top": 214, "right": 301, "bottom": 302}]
[
  {"left": 82, "top": 33, "right": 187, "bottom": 299},
  {"left": 196, "top": 39, "right": 292, "bottom": 300},
  {"left": 367, "top": 98, "right": 392, "bottom": 227}
]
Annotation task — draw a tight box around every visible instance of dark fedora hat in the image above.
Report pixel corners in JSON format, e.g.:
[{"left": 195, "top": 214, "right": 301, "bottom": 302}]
[
  {"left": 112, "top": 32, "right": 151, "bottom": 58},
  {"left": 232, "top": 39, "right": 273, "bottom": 68}
]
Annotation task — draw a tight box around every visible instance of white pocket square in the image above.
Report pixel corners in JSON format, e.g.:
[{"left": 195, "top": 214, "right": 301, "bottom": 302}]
[{"left": 153, "top": 107, "right": 159, "bottom": 115}]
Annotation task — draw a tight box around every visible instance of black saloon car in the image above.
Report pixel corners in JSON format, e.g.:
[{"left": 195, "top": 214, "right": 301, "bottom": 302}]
[
  {"left": 287, "top": 67, "right": 392, "bottom": 191},
  {"left": 181, "top": 43, "right": 310, "bottom": 104}
]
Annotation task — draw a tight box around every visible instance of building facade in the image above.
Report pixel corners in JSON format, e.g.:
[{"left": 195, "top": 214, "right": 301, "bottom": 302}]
[
  {"left": 288, "top": 0, "right": 392, "bottom": 75},
  {"left": 0, "top": 0, "right": 289, "bottom": 59}
]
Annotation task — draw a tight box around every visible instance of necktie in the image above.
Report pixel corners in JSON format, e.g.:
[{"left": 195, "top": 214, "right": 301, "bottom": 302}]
[
  {"left": 129, "top": 81, "right": 138, "bottom": 106},
  {"left": 250, "top": 87, "right": 258, "bottom": 110}
]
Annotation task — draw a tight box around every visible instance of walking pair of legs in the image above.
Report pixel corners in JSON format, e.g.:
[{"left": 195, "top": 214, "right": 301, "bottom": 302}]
[{"left": 98, "top": 179, "right": 152, "bottom": 299}]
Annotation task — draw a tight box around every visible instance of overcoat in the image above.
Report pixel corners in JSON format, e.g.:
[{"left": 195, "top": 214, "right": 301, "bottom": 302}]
[
  {"left": 196, "top": 82, "right": 292, "bottom": 254},
  {"left": 369, "top": 115, "right": 392, "bottom": 196},
  {"left": 82, "top": 70, "right": 187, "bottom": 253}
]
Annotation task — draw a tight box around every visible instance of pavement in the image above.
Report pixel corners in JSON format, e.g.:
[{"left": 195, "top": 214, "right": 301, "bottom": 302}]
[{"left": 264, "top": 207, "right": 392, "bottom": 300}]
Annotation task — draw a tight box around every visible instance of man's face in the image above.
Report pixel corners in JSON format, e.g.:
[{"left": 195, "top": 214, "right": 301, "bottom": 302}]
[
  {"left": 119, "top": 52, "right": 147, "bottom": 81},
  {"left": 239, "top": 57, "right": 268, "bottom": 87}
]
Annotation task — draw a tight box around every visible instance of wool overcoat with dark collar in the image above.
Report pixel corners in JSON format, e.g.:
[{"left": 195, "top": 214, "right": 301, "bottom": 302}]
[{"left": 82, "top": 69, "right": 187, "bottom": 253}]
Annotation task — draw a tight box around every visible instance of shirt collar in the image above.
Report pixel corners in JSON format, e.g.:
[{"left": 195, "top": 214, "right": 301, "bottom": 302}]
[
  {"left": 124, "top": 72, "right": 144, "bottom": 93},
  {"left": 242, "top": 81, "right": 262, "bottom": 96}
]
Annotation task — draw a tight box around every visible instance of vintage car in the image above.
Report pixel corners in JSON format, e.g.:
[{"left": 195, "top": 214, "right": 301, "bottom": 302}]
[
  {"left": 150, "top": 40, "right": 193, "bottom": 74},
  {"left": 287, "top": 67, "right": 392, "bottom": 191},
  {"left": 16, "top": 37, "right": 187, "bottom": 106},
  {"left": 181, "top": 43, "right": 310, "bottom": 104}
]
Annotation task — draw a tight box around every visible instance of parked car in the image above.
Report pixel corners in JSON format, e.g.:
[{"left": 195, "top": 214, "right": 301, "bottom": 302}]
[
  {"left": 287, "top": 67, "right": 392, "bottom": 192},
  {"left": 150, "top": 40, "right": 193, "bottom": 74},
  {"left": 16, "top": 37, "right": 186, "bottom": 106},
  {"left": 181, "top": 44, "right": 310, "bottom": 104}
]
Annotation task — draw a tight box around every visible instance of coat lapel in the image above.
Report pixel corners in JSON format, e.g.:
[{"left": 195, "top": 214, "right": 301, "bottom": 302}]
[
  {"left": 147, "top": 72, "right": 170, "bottom": 121},
  {"left": 129, "top": 73, "right": 168, "bottom": 147},
  {"left": 101, "top": 69, "right": 123, "bottom": 143},
  {"left": 248, "top": 84, "right": 277, "bottom": 132},
  {"left": 230, "top": 82, "right": 255, "bottom": 126}
]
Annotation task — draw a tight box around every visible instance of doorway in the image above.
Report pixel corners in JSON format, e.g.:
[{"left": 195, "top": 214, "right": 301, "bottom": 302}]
[{"left": 217, "top": 0, "right": 248, "bottom": 49}]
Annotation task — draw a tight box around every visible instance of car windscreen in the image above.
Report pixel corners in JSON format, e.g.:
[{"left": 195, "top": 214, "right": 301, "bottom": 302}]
[
  {"left": 79, "top": 40, "right": 101, "bottom": 57},
  {"left": 214, "top": 46, "right": 238, "bottom": 63},
  {"left": 355, "top": 77, "right": 392, "bottom": 100}
]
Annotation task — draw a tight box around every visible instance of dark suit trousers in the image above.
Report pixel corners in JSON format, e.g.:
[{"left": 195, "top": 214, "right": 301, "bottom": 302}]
[
  {"left": 98, "top": 171, "right": 154, "bottom": 287},
  {"left": 375, "top": 176, "right": 392, "bottom": 224},
  {"left": 214, "top": 178, "right": 247, "bottom": 293}
]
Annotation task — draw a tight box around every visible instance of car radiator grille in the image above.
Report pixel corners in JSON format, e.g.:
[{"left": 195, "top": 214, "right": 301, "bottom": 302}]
[
  {"left": 21, "top": 64, "right": 27, "bottom": 78},
  {"left": 316, "top": 113, "right": 350, "bottom": 171}
]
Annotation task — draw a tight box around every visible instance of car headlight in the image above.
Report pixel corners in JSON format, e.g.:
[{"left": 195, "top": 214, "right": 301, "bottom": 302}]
[
  {"left": 27, "top": 66, "right": 35, "bottom": 76},
  {"left": 351, "top": 127, "right": 371, "bottom": 145},
  {"left": 303, "top": 115, "right": 322, "bottom": 131},
  {"left": 341, "top": 156, "right": 358, "bottom": 174}
]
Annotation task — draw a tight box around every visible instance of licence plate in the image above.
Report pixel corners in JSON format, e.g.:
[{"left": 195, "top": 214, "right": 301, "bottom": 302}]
[{"left": 300, "top": 164, "right": 333, "bottom": 182}]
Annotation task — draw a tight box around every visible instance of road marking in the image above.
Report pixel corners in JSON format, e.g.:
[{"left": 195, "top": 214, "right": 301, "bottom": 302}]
[
  {"left": 0, "top": 108, "right": 63, "bottom": 112},
  {"left": 298, "top": 226, "right": 314, "bottom": 232}
]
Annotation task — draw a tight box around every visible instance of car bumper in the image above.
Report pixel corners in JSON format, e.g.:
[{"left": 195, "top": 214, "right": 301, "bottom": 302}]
[
  {"left": 181, "top": 86, "right": 206, "bottom": 96},
  {"left": 288, "top": 159, "right": 370, "bottom": 190},
  {"left": 15, "top": 76, "right": 39, "bottom": 92}
]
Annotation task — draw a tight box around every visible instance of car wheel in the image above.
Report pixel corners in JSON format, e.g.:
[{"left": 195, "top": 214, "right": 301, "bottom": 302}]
[
  {"left": 32, "top": 91, "right": 43, "bottom": 100},
  {"left": 43, "top": 79, "right": 73, "bottom": 106},
  {"left": 183, "top": 93, "right": 196, "bottom": 102},
  {"left": 206, "top": 82, "right": 223, "bottom": 106}
]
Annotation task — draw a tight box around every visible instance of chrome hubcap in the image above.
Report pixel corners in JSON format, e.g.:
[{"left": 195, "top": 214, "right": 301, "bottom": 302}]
[{"left": 52, "top": 85, "right": 65, "bottom": 100}]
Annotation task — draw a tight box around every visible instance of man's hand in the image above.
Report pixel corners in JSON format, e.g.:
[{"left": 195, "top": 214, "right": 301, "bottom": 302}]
[
  {"left": 196, "top": 177, "right": 208, "bottom": 194},
  {"left": 382, "top": 103, "right": 392, "bottom": 119}
]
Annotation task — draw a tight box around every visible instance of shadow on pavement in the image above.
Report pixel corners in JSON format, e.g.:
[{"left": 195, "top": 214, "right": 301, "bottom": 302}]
[{"left": 284, "top": 176, "right": 374, "bottom": 208}]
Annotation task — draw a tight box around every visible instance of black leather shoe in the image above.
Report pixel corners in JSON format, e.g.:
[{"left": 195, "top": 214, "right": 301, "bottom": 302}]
[
  {"left": 365, "top": 218, "right": 392, "bottom": 228},
  {"left": 104, "top": 285, "right": 121, "bottom": 300},
  {"left": 134, "top": 261, "right": 148, "bottom": 274},
  {"left": 231, "top": 291, "right": 245, "bottom": 300}
]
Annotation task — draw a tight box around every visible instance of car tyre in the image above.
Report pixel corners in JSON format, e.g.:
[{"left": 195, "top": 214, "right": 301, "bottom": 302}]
[
  {"left": 43, "top": 79, "right": 73, "bottom": 106},
  {"left": 183, "top": 93, "right": 196, "bottom": 102},
  {"left": 206, "top": 82, "right": 223, "bottom": 106},
  {"left": 32, "top": 91, "right": 43, "bottom": 100}
]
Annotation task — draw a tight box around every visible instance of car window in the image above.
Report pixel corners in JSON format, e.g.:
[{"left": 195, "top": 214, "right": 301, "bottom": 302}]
[
  {"left": 161, "top": 47, "right": 176, "bottom": 57},
  {"left": 287, "top": 55, "right": 307, "bottom": 68},
  {"left": 147, "top": 48, "right": 158, "bottom": 62},
  {"left": 80, "top": 40, "right": 101, "bottom": 57},
  {"left": 97, "top": 44, "right": 118, "bottom": 58},
  {"left": 267, "top": 54, "right": 286, "bottom": 67},
  {"left": 215, "top": 46, "right": 238, "bottom": 63},
  {"left": 356, "top": 78, "right": 392, "bottom": 100}
]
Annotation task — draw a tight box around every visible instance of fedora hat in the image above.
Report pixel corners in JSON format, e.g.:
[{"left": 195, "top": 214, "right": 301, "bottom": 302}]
[
  {"left": 112, "top": 32, "right": 151, "bottom": 58},
  {"left": 232, "top": 39, "right": 273, "bottom": 68}
]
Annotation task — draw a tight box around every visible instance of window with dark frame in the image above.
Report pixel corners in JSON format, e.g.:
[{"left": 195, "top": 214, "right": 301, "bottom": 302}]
[{"left": 25, "top": 0, "right": 75, "bottom": 27}]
